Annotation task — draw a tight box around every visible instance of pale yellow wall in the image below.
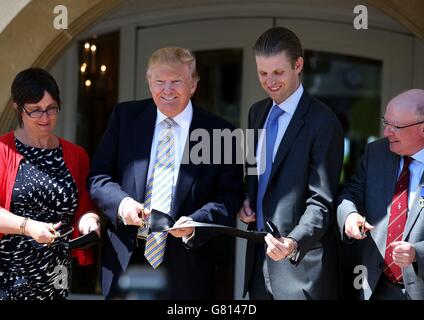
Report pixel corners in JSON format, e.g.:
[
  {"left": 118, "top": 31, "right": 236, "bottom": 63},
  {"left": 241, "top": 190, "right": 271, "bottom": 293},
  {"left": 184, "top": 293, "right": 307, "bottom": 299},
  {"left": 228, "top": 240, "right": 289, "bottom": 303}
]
[
  {"left": 0, "top": 0, "right": 30, "bottom": 33},
  {"left": 367, "top": 0, "right": 424, "bottom": 41}
]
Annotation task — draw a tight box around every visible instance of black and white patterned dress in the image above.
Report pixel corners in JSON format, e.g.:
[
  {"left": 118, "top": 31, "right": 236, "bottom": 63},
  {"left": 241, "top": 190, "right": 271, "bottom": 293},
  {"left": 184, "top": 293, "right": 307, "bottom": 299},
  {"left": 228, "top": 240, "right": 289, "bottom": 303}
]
[{"left": 0, "top": 138, "right": 78, "bottom": 300}]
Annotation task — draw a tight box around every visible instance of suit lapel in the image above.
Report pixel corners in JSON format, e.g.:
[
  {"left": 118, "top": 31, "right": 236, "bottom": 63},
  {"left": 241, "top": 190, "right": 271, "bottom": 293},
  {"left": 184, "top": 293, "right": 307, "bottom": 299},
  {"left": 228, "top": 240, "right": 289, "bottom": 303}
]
[
  {"left": 267, "top": 91, "right": 308, "bottom": 187},
  {"left": 404, "top": 169, "right": 424, "bottom": 239},
  {"left": 383, "top": 151, "right": 399, "bottom": 212},
  {"left": 171, "top": 106, "right": 202, "bottom": 218},
  {"left": 373, "top": 150, "right": 399, "bottom": 256},
  {"left": 133, "top": 102, "right": 156, "bottom": 202},
  {"left": 252, "top": 100, "right": 273, "bottom": 134}
]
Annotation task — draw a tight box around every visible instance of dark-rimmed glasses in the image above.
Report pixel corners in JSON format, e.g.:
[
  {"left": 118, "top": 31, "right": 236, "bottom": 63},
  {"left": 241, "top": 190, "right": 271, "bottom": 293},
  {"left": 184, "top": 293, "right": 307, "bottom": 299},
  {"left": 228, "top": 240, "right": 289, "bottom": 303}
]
[
  {"left": 22, "top": 106, "right": 60, "bottom": 118},
  {"left": 381, "top": 117, "right": 424, "bottom": 132}
]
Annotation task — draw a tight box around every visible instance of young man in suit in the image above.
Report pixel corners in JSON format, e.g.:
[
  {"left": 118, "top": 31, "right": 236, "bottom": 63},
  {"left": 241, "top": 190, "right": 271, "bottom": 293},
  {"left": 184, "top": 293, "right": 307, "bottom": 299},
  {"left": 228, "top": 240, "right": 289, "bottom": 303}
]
[
  {"left": 88, "top": 47, "right": 243, "bottom": 299},
  {"left": 338, "top": 89, "right": 424, "bottom": 300},
  {"left": 239, "top": 27, "right": 344, "bottom": 299}
]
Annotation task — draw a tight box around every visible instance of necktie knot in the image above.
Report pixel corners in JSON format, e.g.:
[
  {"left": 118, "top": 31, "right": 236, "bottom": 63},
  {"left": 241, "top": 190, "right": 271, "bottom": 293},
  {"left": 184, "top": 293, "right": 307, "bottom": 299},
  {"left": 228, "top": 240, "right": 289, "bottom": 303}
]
[
  {"left": 267, "top": 105, "right": 284, "bottom": 127},
  {"left": 402, "top": 156, "right": 412, "bottom": 170},
  {"left": 163, "top": 117, "right": 176, "bottom": 128}
]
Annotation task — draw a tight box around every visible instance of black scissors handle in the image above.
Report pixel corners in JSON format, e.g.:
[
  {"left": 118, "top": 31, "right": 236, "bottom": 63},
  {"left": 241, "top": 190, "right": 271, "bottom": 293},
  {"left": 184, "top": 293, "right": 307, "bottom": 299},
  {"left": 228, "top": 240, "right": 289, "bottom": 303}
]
[{"left": 265, "top": 220, "right": 281, "bottom": 238}]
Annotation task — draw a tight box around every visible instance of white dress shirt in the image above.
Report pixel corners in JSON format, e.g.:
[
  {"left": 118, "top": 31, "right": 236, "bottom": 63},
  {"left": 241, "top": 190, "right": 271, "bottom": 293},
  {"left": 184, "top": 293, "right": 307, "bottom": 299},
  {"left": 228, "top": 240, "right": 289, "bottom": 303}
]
[
  {"left": 401, "top": 148, "right": 424, "bottom": 210},
  {"left": 256, "top": 84, "right": 304, "bottom": 178},
  {"left": 118, "top": 101, "right": 193, "bottom": 219},
  {"left": 341, "top": 147, "right": 424, "bottom": 222},
  {"left": 146, "top": 101, "right": 193, "bottom": 187}
]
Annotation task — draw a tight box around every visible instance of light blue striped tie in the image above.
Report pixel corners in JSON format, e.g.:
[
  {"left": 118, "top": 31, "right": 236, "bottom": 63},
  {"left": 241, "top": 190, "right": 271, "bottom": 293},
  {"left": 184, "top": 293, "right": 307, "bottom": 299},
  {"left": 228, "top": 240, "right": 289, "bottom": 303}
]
[{"left": 143, "top": 118, "right": 175, "bottom": 269}]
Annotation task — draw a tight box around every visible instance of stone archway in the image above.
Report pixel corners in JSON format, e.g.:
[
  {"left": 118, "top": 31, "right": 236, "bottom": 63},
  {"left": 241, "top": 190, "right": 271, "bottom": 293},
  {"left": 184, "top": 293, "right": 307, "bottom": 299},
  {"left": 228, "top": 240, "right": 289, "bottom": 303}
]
[
  {"left": 367, "top": 0, "right": 424, "bottom": 42},
  {"left": 0, "top": 0, "right": 423, "bottom": 132}
]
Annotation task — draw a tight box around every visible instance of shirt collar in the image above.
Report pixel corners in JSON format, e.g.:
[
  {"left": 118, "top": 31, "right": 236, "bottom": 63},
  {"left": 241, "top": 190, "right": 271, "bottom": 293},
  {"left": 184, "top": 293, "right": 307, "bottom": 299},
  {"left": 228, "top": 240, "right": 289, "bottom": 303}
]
[
  {"left": 273, "top": 84, "right": 304, "bottom": 115},
  {"left": 411, "top": 148, "right": 424, "bottom": 164},
  {"left": 155, "top": 100, "right": 193, "bottom": 128}
]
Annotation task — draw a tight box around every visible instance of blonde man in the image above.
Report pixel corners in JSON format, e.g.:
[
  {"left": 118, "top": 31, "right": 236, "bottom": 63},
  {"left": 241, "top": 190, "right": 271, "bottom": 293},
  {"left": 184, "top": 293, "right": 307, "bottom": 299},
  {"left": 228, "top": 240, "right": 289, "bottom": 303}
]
[{"left": 89, "top": 47, "right": 243, "bottom": 299}]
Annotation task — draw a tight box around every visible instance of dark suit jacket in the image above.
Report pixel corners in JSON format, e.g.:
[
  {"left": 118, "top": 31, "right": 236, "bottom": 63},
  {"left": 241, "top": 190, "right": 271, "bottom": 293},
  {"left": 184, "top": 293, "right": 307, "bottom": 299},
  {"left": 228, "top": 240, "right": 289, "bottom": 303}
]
[
  {"left": 244, "top": 90, "right": 344, "bottom": 299},
  {"left": 337, "top": 139, "right": 424, "bottom": 299},
  {"left": 88, "top": 98, "right": 243, "bottom": 299}
]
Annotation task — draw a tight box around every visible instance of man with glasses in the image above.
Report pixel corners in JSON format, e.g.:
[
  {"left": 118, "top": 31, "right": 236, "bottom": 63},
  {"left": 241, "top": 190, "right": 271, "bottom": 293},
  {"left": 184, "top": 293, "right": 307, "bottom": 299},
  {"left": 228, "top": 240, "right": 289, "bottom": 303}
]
[{"left": 338, "top": 89, "right": 424, "bottom": 300}]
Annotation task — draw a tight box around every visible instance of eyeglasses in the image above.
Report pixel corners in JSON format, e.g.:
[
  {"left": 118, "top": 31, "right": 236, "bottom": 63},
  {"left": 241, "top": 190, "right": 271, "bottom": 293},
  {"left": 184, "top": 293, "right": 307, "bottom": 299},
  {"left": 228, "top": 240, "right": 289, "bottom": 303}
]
[
  {"left": 381, "top": 117, "right": 424, "bottom": 132},
  {"left": 22, "top": 106, "right": 60, "bottom": 118}
]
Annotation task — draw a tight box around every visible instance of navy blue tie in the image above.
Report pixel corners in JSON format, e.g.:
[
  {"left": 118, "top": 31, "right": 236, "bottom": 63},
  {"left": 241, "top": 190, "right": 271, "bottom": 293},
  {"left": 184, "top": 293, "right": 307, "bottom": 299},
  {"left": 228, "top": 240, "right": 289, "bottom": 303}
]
[{"left": 256, "top": 105, "right": 284, "bottom": 231}]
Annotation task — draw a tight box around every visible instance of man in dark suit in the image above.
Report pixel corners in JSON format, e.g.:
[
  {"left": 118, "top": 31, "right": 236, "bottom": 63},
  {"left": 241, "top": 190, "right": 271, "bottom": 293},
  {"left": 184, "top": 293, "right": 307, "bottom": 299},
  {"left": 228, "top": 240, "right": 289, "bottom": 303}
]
[
  {"left": 337, "top": 89, "right": 424, "bottom": 300},
  {"left": 239, "top": 27, "right": 344, "bottom": 299},
  {"left": 88, "top": 47, "right": 243, "bottom": 299}
]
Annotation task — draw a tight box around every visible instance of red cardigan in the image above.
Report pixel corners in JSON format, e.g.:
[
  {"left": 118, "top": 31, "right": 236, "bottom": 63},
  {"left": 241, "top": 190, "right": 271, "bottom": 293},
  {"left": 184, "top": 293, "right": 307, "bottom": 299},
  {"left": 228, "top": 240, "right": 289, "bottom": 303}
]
[{"left": 0, "top": 131, "right": 95, "bottom": 265}]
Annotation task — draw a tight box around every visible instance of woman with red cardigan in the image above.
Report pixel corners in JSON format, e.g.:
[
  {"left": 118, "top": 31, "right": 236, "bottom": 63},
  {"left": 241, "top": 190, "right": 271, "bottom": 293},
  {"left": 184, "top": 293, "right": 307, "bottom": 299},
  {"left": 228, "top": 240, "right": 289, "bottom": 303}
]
[{"left": 0, "top": 68, "right": 100, "bottom": 300}]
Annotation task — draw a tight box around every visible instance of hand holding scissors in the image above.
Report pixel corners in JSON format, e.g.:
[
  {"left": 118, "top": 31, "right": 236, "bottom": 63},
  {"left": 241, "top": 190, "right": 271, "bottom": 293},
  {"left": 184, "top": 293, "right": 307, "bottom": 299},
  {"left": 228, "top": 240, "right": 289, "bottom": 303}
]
[{"left": 345, "top": 212, "right": 374, "bottom": 239}]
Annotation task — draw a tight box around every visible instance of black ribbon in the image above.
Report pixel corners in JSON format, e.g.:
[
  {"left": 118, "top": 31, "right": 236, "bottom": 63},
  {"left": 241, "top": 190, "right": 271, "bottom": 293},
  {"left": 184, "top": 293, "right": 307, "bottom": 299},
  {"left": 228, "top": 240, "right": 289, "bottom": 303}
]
[
  {"left": 65, "top": 231, "right": 100, "bottom": 250},
  {"left": 29, "top": 228, "right": 100, "bottom": 250},
  {"left": 149, "top": 209, "right": 266, "bottom": 243}
]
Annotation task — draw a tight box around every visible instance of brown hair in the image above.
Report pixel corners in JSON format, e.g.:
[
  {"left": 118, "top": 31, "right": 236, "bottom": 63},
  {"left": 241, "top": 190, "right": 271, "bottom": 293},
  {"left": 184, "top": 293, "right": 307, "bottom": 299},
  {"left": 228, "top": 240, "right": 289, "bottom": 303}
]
[{"left": 254, "top": 27, "right": 304, "bottom": 68}]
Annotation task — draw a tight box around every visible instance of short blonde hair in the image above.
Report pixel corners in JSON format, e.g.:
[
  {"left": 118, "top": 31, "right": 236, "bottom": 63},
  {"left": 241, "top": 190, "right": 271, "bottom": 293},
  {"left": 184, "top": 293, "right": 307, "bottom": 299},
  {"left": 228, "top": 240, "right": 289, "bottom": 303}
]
[{"left": 146, "top": 47, "right": 199, "bottom": 81}]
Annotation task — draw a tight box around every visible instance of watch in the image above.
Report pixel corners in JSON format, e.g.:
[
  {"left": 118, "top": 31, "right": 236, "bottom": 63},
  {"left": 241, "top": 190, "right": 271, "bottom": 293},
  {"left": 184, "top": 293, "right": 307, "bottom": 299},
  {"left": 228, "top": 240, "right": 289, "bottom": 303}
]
[{"left": 286, "top": 238, "right": 298, "bottom": 260}]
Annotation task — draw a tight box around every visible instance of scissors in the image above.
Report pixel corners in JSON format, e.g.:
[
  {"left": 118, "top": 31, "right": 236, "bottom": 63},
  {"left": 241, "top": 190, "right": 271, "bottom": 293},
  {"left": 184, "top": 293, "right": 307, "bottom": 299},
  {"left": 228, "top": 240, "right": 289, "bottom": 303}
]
[
  {"left": 29, "top": 226, "right": 74, "bottom": 250},
  {"left": 358, "top": 216, "right": 366, "bottom": 238},
  {"left": 265, "top": 220, "right": 281, "bottom": 238}
]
